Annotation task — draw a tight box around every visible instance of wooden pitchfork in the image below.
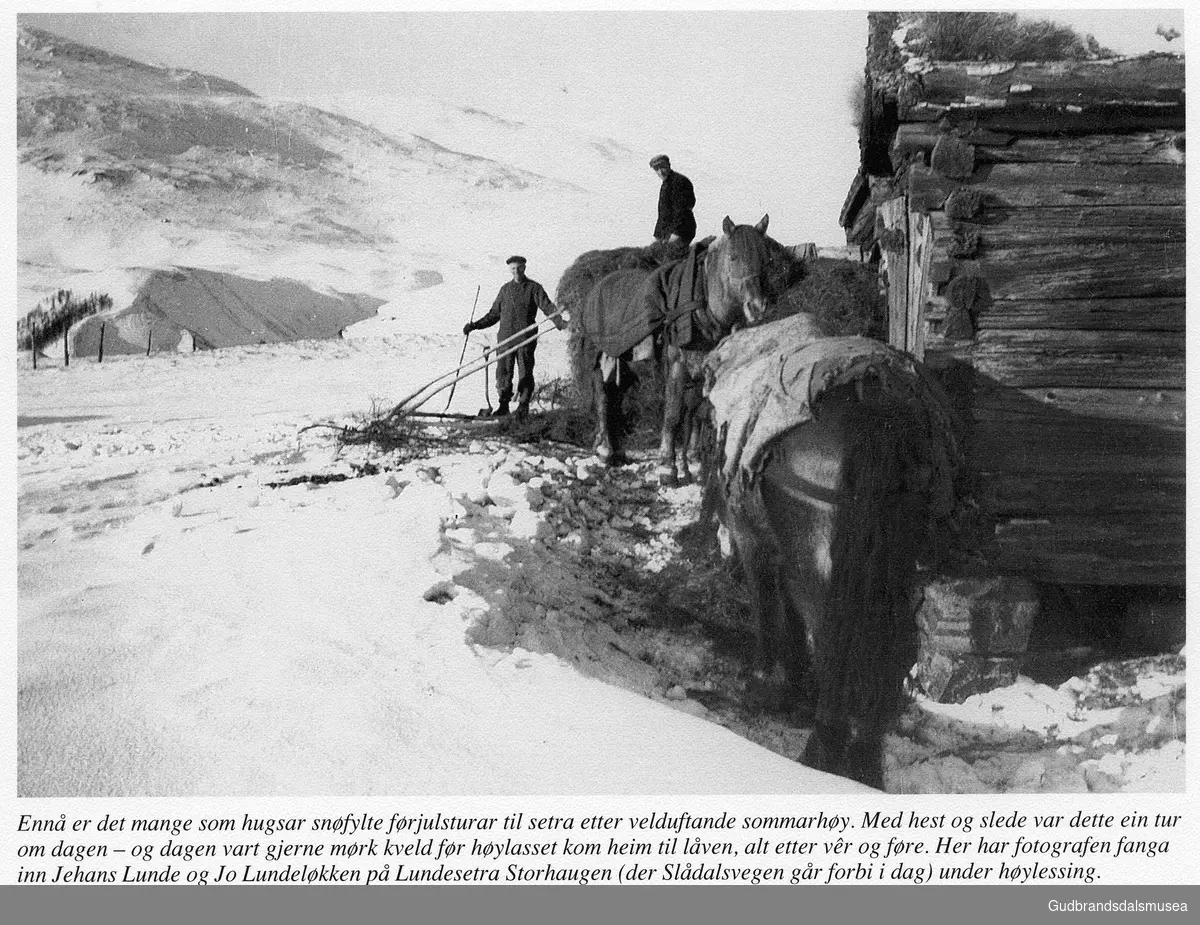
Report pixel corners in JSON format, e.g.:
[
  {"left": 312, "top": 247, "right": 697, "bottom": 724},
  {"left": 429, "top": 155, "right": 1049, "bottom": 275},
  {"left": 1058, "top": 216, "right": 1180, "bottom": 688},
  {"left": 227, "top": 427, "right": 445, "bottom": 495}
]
[{"left": 443, "top": 285, "right": 481, "bottom": 412}]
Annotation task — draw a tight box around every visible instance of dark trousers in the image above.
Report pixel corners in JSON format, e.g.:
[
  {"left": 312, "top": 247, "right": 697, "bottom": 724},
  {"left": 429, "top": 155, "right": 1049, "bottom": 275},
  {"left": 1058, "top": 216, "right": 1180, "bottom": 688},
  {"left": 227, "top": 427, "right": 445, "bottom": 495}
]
[{"left": 495, "top": 344, "right": 536, "bottom": 405}]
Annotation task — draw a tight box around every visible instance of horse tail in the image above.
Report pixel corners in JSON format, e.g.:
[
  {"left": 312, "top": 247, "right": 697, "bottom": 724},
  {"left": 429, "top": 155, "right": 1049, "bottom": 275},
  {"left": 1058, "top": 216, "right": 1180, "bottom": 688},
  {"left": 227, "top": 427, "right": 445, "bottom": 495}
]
[{"left": 812, "top": 396, "right": 928, "bottom": 788}]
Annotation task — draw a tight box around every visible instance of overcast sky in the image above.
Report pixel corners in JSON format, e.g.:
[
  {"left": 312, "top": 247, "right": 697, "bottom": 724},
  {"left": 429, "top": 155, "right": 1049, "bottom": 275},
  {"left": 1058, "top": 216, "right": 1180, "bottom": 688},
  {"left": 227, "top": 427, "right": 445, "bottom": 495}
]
[
  {"left": 19, "top": 6, "right": 1184, "bottom": 103},
  {"left": 20, "top": 9, "right": 869, "bottom": 109},
  {"left": 16, "top": 5, "right": 1187, "bottom": 246}
]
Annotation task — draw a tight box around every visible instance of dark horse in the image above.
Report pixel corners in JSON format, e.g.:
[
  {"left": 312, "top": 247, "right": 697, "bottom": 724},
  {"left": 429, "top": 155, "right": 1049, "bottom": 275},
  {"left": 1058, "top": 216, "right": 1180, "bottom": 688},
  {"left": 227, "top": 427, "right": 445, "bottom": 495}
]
[
  {"left": 564, "top": 215, "right": 802, "bottom": 485},
  {"left": 705, "top": 315, "right": 957, "bottom": 788}
]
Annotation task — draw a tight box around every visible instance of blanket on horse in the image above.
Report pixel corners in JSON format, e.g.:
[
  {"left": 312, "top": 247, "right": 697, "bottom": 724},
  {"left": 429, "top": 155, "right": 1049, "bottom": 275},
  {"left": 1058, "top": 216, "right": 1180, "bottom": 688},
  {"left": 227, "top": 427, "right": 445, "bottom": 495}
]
[
  {"left": 703, "top": 312, "right": 962, "bottom": 519},
  {"left": 578, "top": 243, "right": 710, "bottom": 359}
]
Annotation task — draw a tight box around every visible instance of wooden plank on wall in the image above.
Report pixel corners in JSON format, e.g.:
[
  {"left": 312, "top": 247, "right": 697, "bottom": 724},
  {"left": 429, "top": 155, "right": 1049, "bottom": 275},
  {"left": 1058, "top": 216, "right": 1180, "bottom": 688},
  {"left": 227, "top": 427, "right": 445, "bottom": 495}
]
[
  {"left": 930, "top": 207, "right": 1185, "bottom": 247},
  {"left": 988, "top": 519, "right": 1185, "bottom": 586},
  {"left": 971, "top": 329, "right": 1184, "bottom": 389},
  {"left": 966, "top": 243, "right": 1186, "bottom": 300},
  {"left": 982, "top": 473, "right": 1185, "bottom": 518},
  {"left": 971, "top": 407, "right": 1185, "bottom": 476},
  {"left": 974, "top": 385, "right": 1184, "bottom": 429},
  {"left": 974, "top": 132, "right": 1185, "bottom": 165},
  {"left": 975, "top": 297, "right": 1184, "bottom": 333},
  {"left": 906, "top": 210, "right": 933, "bottom": 360},
  {"left": 968, "top": 162, "right": 1183, "bottom": 208},
  {"left": 944, "top": 107, "right": 1184, "bottom": 138},
  {"left": 909, "top": 163, "right": 1183, "bottom": 210},
  {"left": 893, "top": 127, "right": 1185, "bottom": 165},
  {"left": 879, "top": 197, "right": 908, "bottom": 352},
  {"left": 969, "top": 390, "right": 1186, "bottom": 586},
  {"left": 910, "top": 57, "right": 1186, "bottom": 110}
]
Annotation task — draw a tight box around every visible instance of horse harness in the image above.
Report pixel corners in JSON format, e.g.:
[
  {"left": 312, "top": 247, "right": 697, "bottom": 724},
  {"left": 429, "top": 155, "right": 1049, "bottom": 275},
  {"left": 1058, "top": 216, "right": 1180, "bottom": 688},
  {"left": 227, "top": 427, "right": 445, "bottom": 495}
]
[
  {"left": 597, "top": 249, "right": 719, "bottom": 384},
  {"left": 770, "top": 470, "right": 844, "bottom": 508}
]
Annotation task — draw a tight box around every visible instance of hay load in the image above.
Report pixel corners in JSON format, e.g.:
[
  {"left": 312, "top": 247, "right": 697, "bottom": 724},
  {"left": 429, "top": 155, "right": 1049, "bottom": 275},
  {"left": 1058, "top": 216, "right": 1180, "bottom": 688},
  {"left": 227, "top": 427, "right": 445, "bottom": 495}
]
[
  {"left": 556, "top": 233, "right": 885, "bottom": 448},
  {"left": 558, "top": 240, "right": 685, "bottom": 405}
]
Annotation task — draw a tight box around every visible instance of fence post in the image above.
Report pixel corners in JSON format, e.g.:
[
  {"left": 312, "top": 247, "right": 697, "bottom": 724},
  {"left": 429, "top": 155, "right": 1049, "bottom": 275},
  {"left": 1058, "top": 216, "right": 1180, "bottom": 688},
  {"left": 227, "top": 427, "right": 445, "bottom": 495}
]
[
  {"left": 146, "top": 329, "right": 152, "bottom": 357},
  {"left": 97, "top": 322, "right": 105, "bottom": 363},
  {"left": 64, "top": 323, "right": 70, "bottom": 368}
]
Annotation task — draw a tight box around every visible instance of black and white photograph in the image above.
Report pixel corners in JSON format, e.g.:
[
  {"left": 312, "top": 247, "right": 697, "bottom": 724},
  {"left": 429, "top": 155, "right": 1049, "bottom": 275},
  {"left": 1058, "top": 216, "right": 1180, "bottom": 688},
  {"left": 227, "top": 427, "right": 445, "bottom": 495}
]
[{"left": 8, "top": 2, "right": 1188, "bottom": 819}]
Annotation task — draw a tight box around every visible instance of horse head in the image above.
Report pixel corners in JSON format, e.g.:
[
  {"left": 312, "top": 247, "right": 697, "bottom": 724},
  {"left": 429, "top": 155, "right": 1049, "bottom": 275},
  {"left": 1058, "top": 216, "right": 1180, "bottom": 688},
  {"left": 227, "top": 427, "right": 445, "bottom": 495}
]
[{"left": 707, "top": 215, "right": 773, "bottom": 331}]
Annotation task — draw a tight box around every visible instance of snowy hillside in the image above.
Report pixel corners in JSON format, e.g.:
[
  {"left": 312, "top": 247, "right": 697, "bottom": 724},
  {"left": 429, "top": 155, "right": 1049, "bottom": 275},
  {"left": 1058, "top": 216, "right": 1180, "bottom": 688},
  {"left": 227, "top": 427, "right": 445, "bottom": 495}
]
[{"left": 16, "top": 24, "right": 662, "bottom": 345}]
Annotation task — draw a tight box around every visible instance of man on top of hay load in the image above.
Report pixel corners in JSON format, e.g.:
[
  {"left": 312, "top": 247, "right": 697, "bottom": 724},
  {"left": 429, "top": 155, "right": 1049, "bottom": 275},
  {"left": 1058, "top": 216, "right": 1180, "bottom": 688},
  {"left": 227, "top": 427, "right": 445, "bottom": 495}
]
[
  {"left": 650, "top": 154, "right": 696, "bottom": 247},
  {"left": 463, "top": 255, "right": 565, "bottom": 419}
]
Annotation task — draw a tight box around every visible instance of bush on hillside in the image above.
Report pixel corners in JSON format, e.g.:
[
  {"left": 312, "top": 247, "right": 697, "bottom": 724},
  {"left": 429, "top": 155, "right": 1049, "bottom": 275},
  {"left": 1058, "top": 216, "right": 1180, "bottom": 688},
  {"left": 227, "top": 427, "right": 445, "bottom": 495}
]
[{"left": 18, "top": 290, "right": 112, "bottom": 353}]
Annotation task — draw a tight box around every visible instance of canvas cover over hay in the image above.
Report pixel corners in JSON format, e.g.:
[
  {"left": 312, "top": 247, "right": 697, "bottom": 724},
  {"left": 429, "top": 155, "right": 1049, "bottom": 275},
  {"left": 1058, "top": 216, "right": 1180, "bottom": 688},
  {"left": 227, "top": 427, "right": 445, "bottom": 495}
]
[
  {"left": 704, "top": 312, "right": 962, "bottom": 518},
  {"left": 577, "top": 243, "right": 710, "bottom": 360}
]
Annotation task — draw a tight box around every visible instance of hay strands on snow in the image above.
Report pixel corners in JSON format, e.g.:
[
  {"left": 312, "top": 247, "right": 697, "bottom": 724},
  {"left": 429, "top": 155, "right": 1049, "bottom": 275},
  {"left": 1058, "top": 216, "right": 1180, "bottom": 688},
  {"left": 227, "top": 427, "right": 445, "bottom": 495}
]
[{"left": 388, "top": 309, "right": 566, "bottom": 420}]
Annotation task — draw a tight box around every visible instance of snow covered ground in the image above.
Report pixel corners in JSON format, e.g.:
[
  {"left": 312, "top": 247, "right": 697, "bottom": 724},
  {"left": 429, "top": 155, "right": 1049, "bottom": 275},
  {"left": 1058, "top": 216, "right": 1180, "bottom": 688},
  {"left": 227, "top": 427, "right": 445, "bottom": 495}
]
[
  {"left": 16, "top": 328, "right": 879, "bottom": 795},
  {"left": 16, "top": 327, "right": 1185, "bottom": 796}
]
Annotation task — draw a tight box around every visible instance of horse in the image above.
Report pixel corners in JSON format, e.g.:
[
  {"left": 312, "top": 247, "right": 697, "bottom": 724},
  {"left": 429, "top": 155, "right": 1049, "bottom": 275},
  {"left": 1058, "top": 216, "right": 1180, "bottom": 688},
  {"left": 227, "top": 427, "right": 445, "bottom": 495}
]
[
  {"left": 703, "top": 315, "right": 959, "bottom": 789},
  {"left": 564, "top": 215, "right": 804, "bottom": 485}
]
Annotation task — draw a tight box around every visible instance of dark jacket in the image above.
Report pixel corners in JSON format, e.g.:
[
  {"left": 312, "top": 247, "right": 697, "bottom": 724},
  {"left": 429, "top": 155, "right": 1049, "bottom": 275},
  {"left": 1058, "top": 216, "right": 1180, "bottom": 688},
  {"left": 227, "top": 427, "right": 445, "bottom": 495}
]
[
  {"left": 654, "top": 170, "right": 696, "bottom": 242},
  {"left": 473, "top": 277, "right": 558, "bottom": 342}
]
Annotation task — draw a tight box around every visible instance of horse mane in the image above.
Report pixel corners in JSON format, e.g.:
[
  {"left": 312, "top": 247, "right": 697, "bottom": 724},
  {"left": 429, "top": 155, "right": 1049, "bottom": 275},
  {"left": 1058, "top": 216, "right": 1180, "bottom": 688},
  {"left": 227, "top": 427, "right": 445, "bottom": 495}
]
[
  {"left": 754, "top": 231, "right": 808, "bottom": 303},
  {"left": 770, "top": 237, "right": 808, "bottom": 293}
]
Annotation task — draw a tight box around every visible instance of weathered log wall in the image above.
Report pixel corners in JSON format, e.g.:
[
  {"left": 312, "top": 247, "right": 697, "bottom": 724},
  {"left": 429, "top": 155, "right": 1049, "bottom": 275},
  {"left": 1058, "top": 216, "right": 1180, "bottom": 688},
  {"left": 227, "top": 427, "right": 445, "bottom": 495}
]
[{"left": 857, "top": 26, "right": 1186, "bottom": 587}]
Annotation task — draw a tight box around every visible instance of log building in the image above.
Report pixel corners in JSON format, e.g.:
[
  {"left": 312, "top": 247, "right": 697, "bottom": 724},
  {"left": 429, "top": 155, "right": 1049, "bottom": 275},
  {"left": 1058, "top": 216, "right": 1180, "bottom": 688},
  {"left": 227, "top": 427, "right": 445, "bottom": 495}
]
[{"left": 843, "top": 13, "right": 1185, "bottom": 588}]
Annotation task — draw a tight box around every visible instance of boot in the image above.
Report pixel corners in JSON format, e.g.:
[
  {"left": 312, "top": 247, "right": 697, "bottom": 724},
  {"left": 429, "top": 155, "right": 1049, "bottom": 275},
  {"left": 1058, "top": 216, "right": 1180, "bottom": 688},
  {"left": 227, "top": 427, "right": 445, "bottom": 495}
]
[
  {"left": 491, "top": 399, "right": 510, "bottom": 417},
  {"left": 514, "top": 389, "right": 532, "bottom": 421}
]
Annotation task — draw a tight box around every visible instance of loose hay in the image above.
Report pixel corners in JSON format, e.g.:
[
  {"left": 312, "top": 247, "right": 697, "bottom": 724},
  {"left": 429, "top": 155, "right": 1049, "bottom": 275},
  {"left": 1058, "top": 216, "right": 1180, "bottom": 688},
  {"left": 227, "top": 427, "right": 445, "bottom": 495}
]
[
  {"left": 321, "top": 377, "right": 596, "bottom": 461},
  {"left": 768, "top": 257, "right": 885, "bottom": 338}
]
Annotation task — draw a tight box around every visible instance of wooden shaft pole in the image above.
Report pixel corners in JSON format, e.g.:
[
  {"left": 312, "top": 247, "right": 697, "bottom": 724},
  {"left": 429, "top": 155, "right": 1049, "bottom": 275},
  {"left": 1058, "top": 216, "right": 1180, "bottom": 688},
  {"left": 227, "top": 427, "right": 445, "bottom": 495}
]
[{"left": 389, "top": 310, "right": 564, "bottom": 417}]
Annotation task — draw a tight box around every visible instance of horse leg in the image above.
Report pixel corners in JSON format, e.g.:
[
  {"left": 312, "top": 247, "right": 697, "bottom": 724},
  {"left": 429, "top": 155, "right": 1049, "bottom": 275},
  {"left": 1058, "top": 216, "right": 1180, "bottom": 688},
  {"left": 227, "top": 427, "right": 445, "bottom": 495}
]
[
  {"left": 803, "top": 715, "right": 854, "bottom": 780},
  {"left": 672, "top": 385, "right": 696, "bottom": 485},
  {"left": 656, "top": 347, "right": 686, "bottom": 486},
  {"left": 678, "top": 371, "right": 707, "bottom": 484},
  {"left": 592, "top": 364, "right": 614, "bottom": 464},
  {"left": 606, "top": 377, "right": 627, "bottom": 465},
  {"left": 714, "top": 507, "right": 780, "bottom": 704},
  {"left": 845, "top": 724, "right": 887, "bottom": 791},
  {"left": 758, "top": 418, "right": 849, "bottom": 766},
  {"left": 676, "top": 405, "right": 696, "bottom": 484},
  {"left": 803, "top": 705, "right": 883, "bottom": 790},
  {"left": 740, "top": 536, "right": 785, "bottom": 685}
]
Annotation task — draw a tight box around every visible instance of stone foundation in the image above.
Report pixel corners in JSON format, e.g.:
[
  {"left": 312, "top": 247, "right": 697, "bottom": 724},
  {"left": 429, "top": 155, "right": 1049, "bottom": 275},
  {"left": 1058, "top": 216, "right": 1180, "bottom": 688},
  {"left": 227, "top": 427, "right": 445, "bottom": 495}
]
[{"left": 915, "top": 577, "right": 1039, "bottom": 703}]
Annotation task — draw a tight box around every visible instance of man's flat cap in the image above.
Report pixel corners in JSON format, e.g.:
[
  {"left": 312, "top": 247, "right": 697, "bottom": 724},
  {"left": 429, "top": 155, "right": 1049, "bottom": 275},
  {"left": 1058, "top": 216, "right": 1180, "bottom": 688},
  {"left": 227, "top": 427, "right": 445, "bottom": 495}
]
[
  {"left": 506, "top": 255, "right": 527, "bottom": 266},
  {"left": 649, "top": 154, "right": 670, "bottom": 169}
]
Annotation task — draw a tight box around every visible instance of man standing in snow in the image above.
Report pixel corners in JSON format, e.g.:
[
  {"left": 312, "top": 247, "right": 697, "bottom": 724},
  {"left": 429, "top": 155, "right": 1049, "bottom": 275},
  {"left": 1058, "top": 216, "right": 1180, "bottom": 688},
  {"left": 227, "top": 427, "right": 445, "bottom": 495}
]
[
  {"left": 650, "top": 154, "right": 696, "bottom": 247},
  {"left": 464, "top": 255, "right": 564, "bottom": 419}
]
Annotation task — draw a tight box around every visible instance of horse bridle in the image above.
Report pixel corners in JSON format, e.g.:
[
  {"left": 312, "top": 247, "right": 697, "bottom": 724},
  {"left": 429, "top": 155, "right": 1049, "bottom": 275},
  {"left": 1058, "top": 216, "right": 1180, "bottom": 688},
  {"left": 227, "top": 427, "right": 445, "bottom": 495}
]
[{"left": 706, "top": 245, "right": 767, "bottom": 329}]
